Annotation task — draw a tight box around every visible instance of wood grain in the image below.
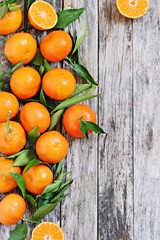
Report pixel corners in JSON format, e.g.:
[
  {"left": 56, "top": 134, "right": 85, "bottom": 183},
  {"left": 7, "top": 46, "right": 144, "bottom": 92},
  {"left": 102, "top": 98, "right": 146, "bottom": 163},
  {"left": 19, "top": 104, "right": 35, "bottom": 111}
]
[{"left": 98, "top": 0, "right": 133, "bottom": 239}]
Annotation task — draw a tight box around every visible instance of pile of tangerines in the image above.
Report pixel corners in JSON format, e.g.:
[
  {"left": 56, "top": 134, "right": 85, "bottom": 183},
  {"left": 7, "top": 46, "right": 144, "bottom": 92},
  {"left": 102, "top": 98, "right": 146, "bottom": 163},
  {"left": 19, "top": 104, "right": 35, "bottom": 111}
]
[{"left": 0, "top": 0, "right": 104, "bottom": 239}]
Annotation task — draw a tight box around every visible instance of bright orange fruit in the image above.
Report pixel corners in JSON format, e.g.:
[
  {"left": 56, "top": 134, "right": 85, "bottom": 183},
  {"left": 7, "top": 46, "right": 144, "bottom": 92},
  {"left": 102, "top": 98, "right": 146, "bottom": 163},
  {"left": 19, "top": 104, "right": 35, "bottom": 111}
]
[
  {"left": 28, "top": 0, "right": 58, "bottom": 30},
  {"left": 4, "top": 32, "right": 37, "bottom": 65},
  {"left": 0, "top": 157, "right": 21, "bottom": 193},
  {"left": 116, "top": 0, "right": 149, "bottom": 18},
  {"left": 36, "top": 131, "right": 69, "bottom": 164},
  {"left": 63, "top": 104, "right": 96, "bottom": 138},
  {"left": 0, "top": 193, "right": 26, "bottom": 225},
  {"left": 0, "top": 121, "right": 26, "bottom": 155},
  {"left": 42, "top": 68, "right": 76, "bottom": 100},
  {"left": 22, "top": 164, "right": 53, "bottom": 194},
  {"left": 40, "top": 30, "right": 72, "bottom": 62},
  {"left": 0, "top": 91, "right": 19, "bottom": 123},
  {"left": 31, "top": 222, "right": 64, "bottom": 240},
  {"left": 10, "top": 67, "right": 41, "bottom": 99},
  {"left": 0, "top": 7, "right": 22, "bottom": 35}
]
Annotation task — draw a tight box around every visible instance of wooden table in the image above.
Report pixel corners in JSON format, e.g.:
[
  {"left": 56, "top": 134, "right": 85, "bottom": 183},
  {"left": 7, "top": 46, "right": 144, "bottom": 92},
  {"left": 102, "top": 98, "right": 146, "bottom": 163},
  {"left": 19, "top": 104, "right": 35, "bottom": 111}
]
[{"left": 0, "top": 0, "right": 159, "bottom": 239}]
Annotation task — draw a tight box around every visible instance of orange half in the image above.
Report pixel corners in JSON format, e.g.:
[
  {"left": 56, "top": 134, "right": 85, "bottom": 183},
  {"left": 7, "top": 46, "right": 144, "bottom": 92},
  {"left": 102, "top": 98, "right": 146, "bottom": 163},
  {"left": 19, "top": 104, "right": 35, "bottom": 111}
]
[
  {"left": 116, "top": 0, "right": 149, "bottom": 18},
  {"left": 31, "top": 222, "right": 64, "bottom": 240},
  {"left": 28, "top": 0, "right": 58, "bottom": 30}
]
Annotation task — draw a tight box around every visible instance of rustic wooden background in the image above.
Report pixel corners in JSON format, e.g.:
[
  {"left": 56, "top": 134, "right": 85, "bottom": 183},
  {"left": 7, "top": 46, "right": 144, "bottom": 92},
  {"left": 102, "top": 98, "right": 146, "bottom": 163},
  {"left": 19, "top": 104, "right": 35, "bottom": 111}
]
[{"left": 0, "top": 0, "right": 159, "bottom": 239}]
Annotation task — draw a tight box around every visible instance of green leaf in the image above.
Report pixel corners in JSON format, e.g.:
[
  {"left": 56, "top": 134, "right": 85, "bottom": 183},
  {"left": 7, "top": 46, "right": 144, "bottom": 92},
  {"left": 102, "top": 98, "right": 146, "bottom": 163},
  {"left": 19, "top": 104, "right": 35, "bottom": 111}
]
[
  {"left": 49, "top": 109, "right": 64, "bottom": 130},
  {"left": 26, "top": 194, "right": 37, "bottom": 207},
  {"left": 7, "top": 0, "right": 17, "bottom": 4},
  {"left": 43, "top": 59, "right": 51, "bottom": 72},
  {"left": 72, "top": 21, "right": 87, "bottom": 54},
  {"left": 8, "top": 4, "right": 21, "bottom": 11},
  {"left": 84, "top": 121, "right": 106, "bottom": 134},
  {"left": 51, "top": 93, "right": 99, "bottom": 113},
  {"left": 23, "top": 159, "right": 42, "bottom": 174},
  {"left": 80, "top": 119, "right": 88, "bottom": 138},
  {"left": 51, "top": 179, "right": 73, "bottom": 203},
  {"left": 55, "top": 159, "right": 65, "bottom": 178},
  {"left": 55, "top": 8, "right": 85, "bottom": 29},
  {"left": 7, "top": 150, "right": 26, "bottom": 159},
  {"left": 42, "top": 172, "right": 67, "bottom": 195},
  {"left": 27, "top": 0, "right": 35, "bottom": 8},
  {"left": 0, "top": 65, "right": 3, "bottom": 82},
  {"left": 0, "top": 4, "right": 8, "bottom": 19},
  {"left": 77, "top": 47, "right": 83, "bottom": 64},
  {"left": 70, "top": 83, "right": 92, "bottom": 98},
  {"left": 9, "top": 172, "right": 26, "bottom": 199},
  {"left": 8, "top": 223, "right": 28, "bottom": 240},
  {"left": 10, "top": 61, "right": 24, "bottom": 74},
  {"left": 39, "top": 88, "right": 47, "bottom": 107},
  {"left": 27, "top": 126, "right": 40, "bottom": 146},
  {"left": 72, "top": 63, "right": 98, "bottom": 86},
  {"left": 32, "top": 202, "right": 61, "bottom": 222},
  {"left": 12, "top": 149, "right": 37, "bottom": 167},
  {"left": 31, "top": 49, "right": 44, "bottom": 66},
  {"left": 39, "top": 64, "right": 45, "bottom": 76}
]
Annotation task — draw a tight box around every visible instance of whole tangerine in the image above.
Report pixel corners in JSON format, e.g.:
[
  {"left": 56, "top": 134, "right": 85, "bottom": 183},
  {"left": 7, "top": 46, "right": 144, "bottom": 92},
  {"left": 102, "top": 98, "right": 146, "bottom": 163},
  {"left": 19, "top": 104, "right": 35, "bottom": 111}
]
[
  {"left": 4, "top": 32, "right": 37, "bottom": 65},
  {"left": 40, "top": 30, "right": 72, "bottom": 62}
]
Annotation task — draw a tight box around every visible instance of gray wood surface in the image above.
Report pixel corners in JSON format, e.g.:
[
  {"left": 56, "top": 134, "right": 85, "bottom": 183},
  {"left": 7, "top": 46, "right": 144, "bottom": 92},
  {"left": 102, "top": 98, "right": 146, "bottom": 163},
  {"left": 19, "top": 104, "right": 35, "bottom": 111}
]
[{"left": 0, "top": 0, "right": 160, "bottom": 239}]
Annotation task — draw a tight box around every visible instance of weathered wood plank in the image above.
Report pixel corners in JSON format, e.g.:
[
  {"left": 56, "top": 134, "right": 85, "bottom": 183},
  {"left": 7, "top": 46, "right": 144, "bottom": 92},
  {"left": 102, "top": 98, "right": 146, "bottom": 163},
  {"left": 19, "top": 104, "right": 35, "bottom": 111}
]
[
  {"left": 133, "top": 1, "right": 160, "bottom": 239},
  {"left": 98, "top": 1, "right": 134, "bottom": 239},
  {"left": 61, "top": 0, "right": 99, "bottom": 239}
]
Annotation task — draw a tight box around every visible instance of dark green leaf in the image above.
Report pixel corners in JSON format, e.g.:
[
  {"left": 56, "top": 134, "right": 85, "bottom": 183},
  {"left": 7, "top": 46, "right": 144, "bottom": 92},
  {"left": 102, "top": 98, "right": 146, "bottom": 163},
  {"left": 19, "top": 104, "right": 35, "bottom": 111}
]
[
  {"left": 42, "top": 172, "right": 67, "bottom": 195},
  {"left": 55, "top": 159, "right": 65, "bottom": 177},
  {"left": 27, "top": 126, "right": 40, "bottom": 146},
  {"left": 10, "top": 61, "right": 24, "bottom": 74},
  {"left": 12, "top": 149, "right": 37, "bottom": 167},
  {"left": 43, "top": 59, "right": 51, "bottom": 72},
  {"left": 55, "top": 8, "right": 85, "bottom": 29},
  {"left": 8, "top": 223, "right": 28, "bottom": 240},
  {"left": 26, "top": 194, "right": 37, "bottom": 207},
  {"left": 7, "top": 0, "right": 17, "bottom": 4},
  {"left": 72, "top": 63, "right": 98, "bottom": 86},
  {"left": 49, "top": 109, "right": 64, "bottom": 130},
  {"left": 9, "top": 172, "right": 26, "bottom": 199},
  {"left": 23, "top": 159, "right": 42, "bottom": 174},
  {"left": 8, "top": 4, "right": 21, "bottom": 11},
  {"left": 31, "top": 49, "right": 44, "bottom": 66},
  {"left": 51, "top": 93, "right": 99, "bottom": 113},
  {"left": 0, "top": 65, "right": 4, "bottom": 82},
  {"left": 7, "top": 150, "right": 26, "bottom": 159},
  {"left": 27, "top": 0, "right": 35, "bottom": 8},
  {"left": 39, "top": 64, "right": 45, "bottom": 76},
  {"left": 80, "top": 119, "right": 88, "bottom": 138},
  {"left": 77, "top": 47, "right": 83, "bottom": 64},
  {"left": 51, "top": 179, "right": 73, "bottom": 203},
  {"left": 70, "top": 83, "right": 92, "bottom": 98},
  {"left": 84, "top": 121, "right": 106, "bottom": 134},
  {"left": 39, "top": 88, "right": 47, "bottom": 107},
  {"left": 32, "top": 201, "right": 61, "bottom": 222},
  {"left": 72, "top": 21, "right": 87, "bottom": 54},
  {"left": 0, "top": 4, "right": 8, "bottom": 19}
]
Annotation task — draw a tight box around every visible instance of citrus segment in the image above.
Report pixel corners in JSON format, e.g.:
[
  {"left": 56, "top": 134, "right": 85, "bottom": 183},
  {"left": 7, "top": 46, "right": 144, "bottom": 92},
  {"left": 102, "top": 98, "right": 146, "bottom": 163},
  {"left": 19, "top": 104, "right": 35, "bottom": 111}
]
[
  {"left": 0, "top": 8, "right": 22, "bottom": 35},
  {"left": 116, "top": 0, "right": 149, "bottom": 18},
  {"left": 28, "top": 0, "right": 58, "bottom": 30},
  {"left": 31, "top": 222, "right": 64, "bottom": 240}
]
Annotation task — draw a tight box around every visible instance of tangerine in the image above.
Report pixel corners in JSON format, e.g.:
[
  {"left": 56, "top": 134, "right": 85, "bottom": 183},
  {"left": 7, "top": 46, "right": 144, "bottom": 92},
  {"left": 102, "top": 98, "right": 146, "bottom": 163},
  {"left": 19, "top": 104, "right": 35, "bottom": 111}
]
[
  {"left": 22, "top": 164, "right": 53, "bottom": 194},
  {"left": 0, "top": 7, "right": 22, "bottom": 35},
  {"left": 31, "top": 222, "right": 64, "bottom": 240},
  {"left": 40, "top": 30, "right": 72, "bottom": 62},
  {"left": 28, "top": 0, "right": 58, "bottom": 30},
  {"left": 36, "top": 131, "right": 69, "bottom": 164},
  {"left": 63, "top": 104, "right": 96, "bottom": 138},
  {"left": 42, "top": 68, "right": 76, "bottom": 100},
  {"left": 10, "top": 66, "right": 41, "bottom": 99},
  {"left": 0, "top": 157, "right": 21, "bottom": 193},
  {"left": 0, "top": 91, "right": 19, "bottom": 123},
  {"left": 0, "top": 121, "right": 26, "bottom": 155},
  {"left": 0, "top": 193, "right": 26, "bottom": 225},
  {"left": 4, "top": 32, "right": 37, "bottom": 65},
  {"left": 116, "top": 0, "right": 149, "bottom": 18},
  {"left": 20, "top": 102, "right": 51, "bottom": 133}
]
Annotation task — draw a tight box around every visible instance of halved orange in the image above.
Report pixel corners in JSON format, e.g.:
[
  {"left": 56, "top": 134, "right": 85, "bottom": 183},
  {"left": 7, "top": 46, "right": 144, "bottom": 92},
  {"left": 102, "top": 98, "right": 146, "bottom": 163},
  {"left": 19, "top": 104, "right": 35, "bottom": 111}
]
[
  {"left": 116, "top": 0, "right": 149, "bottom": 19},
  {"left": 31, "top": 222, "right": 64, "bottom": 240},
  {"left": 28, "top": 0, "right": 58, "bottom": 30}
]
